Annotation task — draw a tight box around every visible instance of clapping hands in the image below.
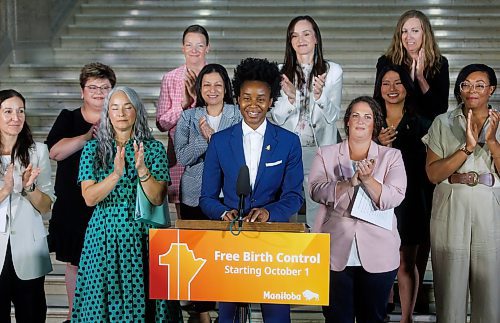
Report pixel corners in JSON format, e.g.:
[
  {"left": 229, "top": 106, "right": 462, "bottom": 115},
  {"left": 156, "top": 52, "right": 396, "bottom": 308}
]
[
  {"left": 378, "top": 126, "right": 398, "bottom": 147},
  {"left": 313, "top": 73, "right": 327, "bottom": 101},
  {"left": 465, "top": 109, "right": 479, "bottom": 152},
  {"left": 410, "top": 48, "right": 426, "bottom": 82},
  {"left": 112, "top": 145, "right": 126, "bottom": 179},
  {"left": 199, "top": 117, "right": 215, "bottom": 142},
  {"left": 351, "top": 158, "right": 376, "bottom": 186},
  {"left": 485, "top": 109, "right": 499, "bottom": 145},
  {"left": 2, "top": 164, "right": 14, "bottom": 194},
  {"left": 22, "top": 163, "right": 41, "bottom": 188},
  {"left": 281, "top": 75, "right": 296, "bottom": 105},
  {"left": 182, "top": 68, "right": 197, "bottom": 109}
]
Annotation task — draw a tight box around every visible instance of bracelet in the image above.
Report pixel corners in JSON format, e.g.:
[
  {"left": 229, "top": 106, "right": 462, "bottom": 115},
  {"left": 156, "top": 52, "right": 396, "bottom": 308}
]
[
  {"left": 25, "top": 183, "right": 36, "bottom": 192},
  {"left": 138, "top": 171, "right": 150, "bottom": 181},
  {"left": 21, "top": 183, "right": 35, "bottom": 196},
  {"left": 139, "top": 172, "right": 151, "bottom": 182},
  {"left": 459, "top": 144, "right": 473, "bottom": 156}
]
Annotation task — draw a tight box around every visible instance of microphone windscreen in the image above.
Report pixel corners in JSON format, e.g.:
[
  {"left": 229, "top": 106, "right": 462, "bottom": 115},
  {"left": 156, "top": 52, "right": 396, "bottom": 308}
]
[{"left": 236, "top": 165, "right": 251, "bottom": 196}]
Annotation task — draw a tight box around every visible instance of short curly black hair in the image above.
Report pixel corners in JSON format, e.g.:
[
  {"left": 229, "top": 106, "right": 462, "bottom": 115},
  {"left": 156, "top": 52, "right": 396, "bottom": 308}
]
[{"left": 232, "top": 58, "right": 281, "bottom": 107}]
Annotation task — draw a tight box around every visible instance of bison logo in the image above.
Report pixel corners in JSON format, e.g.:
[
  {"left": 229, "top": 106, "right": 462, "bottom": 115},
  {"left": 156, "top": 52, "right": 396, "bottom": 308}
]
[{"left": 302, "top": 289, "right": 319, "bottom": 301}]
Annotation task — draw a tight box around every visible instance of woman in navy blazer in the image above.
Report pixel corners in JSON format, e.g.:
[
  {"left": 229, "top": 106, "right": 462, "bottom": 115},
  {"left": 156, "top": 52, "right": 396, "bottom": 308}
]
[{"left": 309, "top": 96, "right": 407, "bottom": 323}]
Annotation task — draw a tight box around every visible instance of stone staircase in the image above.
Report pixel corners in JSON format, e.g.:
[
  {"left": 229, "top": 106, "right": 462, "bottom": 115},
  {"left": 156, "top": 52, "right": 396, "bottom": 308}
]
[{"left": 3, "top": 0, "right": 500, "bottom": 321}]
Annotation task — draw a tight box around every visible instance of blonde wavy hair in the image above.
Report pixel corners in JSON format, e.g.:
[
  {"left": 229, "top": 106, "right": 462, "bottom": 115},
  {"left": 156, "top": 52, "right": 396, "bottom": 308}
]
[{"left": 385, "top": 10, "right": 443, "bottom": 77}]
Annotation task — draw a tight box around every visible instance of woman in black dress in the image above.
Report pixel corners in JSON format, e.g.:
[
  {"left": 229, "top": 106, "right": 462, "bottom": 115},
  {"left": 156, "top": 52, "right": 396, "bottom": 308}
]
[
  {"left": 374, "top": 64, "right": 432, "bottom": 322},
  {"left": 376, "top": 10, "right": 449, "bottom": 314},
  {"left": 46, "top": 62, "right": 116, "bottom": 322}
]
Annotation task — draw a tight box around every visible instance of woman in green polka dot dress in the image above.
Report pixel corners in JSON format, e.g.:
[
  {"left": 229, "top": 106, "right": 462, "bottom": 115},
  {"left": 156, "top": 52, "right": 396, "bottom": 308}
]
[{"left": 72, "top": 86, "right": 183, "bottom": 322}]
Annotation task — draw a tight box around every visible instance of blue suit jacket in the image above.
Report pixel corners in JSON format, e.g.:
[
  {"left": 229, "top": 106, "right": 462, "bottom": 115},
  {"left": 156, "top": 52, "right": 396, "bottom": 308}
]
[{"left": 200, "top": 121, "right": 304, "bottom": 222}]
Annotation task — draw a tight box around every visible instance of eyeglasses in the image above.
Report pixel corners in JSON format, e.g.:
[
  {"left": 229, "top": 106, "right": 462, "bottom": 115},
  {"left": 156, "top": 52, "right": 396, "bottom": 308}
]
[
  {"left": 85, "top": 85, "right": 112, "bottom": 93},
  {"left": 459, "top": 81, "right": 490, "bottom": 93}
]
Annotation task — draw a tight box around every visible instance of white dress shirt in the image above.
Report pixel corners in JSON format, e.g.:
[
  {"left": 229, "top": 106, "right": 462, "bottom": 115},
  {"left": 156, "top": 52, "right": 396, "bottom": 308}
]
[{"left": 242, "top": 120, "right": 267, "bottom": 189}]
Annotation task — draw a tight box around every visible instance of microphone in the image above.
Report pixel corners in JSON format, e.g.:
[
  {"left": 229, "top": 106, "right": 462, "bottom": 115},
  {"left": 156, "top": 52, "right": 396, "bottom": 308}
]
[{"left": 236, "top": 165, "right": 251, "bottom": 228}]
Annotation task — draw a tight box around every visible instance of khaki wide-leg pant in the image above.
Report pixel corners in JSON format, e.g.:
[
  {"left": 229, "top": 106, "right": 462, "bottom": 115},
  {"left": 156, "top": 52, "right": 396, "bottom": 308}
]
[{"left": 430, "top": 183, "right": 500, "bottom": 323}]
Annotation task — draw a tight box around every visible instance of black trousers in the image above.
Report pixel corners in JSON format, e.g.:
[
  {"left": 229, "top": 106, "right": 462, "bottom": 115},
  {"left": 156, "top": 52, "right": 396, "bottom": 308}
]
[
  {"left": 179, "top": 203, "right": 210, "bottom": 220},
  {"left": 0, "top": 241, "right": 46, "bottom": 323},
  {"left": 323, "top": 267, "right": 397, "bottom": 323}
]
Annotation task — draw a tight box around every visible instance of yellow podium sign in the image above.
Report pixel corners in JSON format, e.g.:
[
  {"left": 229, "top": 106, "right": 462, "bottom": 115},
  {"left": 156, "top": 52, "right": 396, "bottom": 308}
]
[{"left": 149, "top": 229, "right": 330, "bottom": 305}]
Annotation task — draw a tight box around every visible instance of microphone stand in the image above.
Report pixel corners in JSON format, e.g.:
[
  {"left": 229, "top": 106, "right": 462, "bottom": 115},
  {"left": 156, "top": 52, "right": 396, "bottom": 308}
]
[
  {"left": 238, "top": 193, "right": 245, "bottom": 229},
  {"left": 236, "top": 303, "right": 250, "bottom": 322}
]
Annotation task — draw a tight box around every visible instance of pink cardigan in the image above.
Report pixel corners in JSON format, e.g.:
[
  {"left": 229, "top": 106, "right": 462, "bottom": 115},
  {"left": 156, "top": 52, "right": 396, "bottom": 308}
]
[{"left": 309, "top": 140, "right": 407, "bottom": 273}]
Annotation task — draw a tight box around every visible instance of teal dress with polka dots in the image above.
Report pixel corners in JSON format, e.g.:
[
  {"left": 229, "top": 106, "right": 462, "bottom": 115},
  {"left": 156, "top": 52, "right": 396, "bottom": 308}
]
[{"left": 72, "top": 139, "right": 182, "bottom": 322}]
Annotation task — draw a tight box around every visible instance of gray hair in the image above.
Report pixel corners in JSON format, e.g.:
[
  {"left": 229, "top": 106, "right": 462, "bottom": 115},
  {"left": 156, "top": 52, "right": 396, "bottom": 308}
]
[{"left": 95, "top": 86, "right": 153, "bottom": 171}]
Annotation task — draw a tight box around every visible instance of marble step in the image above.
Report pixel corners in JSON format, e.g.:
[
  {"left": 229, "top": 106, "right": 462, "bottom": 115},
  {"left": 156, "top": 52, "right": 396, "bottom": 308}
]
[
  {"left": 75, "top": 9, "right": 500, "bottom": 20},
  {"left": 29, "top": 130, "right": 169, "bottom": 146},
  {"left": 6, "top": 63, "right": 478, "bottom": 79},
  {"left": 8, "top": 64, "right": 171, "bottom": 79},
  {"left": 2, "top": 73, "right": 430, "bottom": 93},
  {"left": 64, "top": 24, "right": 498, "bottom": 38},
  {"left": 11, "top": 307, "right": 439, "bottom": 323},
  {"left": 77, "top": 0, "right": 500, "bottom": 14},
  {"left": 58, "top": 36, "right": 500, "bottom": 50},
  {"left": 0, "top": 63, "right": 477, "bottom": 83},
  {"left": 10, "top": 51, "right": 498, "bottom": 69},
  {"left": 71, "top": 14, "right": 500, "bottom": 27},
  {"left": 50, "top": 47, "right": 500, "bottom": 64}
]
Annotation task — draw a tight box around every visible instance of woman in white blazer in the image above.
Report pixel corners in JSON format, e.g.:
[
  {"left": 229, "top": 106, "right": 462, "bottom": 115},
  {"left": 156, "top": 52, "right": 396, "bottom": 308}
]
[
  {"left": 0, "top": 89, "right": 54, "bottom": 322},
  {"left": 270, "top": 15, "right": 343, "bottom": 227}
]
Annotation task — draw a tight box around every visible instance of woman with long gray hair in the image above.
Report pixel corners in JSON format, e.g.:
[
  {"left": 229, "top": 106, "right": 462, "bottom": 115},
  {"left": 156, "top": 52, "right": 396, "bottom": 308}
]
[{"left": 71, "top": 87, "right": 182, "bottom": 322}]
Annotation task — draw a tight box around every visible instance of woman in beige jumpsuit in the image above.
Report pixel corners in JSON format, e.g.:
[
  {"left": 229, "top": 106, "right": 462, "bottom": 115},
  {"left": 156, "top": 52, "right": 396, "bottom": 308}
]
[{"left": 423, "top": 64, "right": 500, "bottom": 323}]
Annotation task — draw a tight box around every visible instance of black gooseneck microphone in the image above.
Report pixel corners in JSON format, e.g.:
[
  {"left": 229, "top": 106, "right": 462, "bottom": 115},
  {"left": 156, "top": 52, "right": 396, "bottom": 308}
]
[
  {"left": 236, "top": 165, "right": 251, "bottom": 228},
  {"left": 234, "top": 165, "right": 252, "bottom": 320}
]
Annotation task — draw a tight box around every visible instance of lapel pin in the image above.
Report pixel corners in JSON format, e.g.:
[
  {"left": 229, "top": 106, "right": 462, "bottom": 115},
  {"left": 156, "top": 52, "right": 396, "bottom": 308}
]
[{"left": 265, "top": 145, "right": 271, "bottom": 151}]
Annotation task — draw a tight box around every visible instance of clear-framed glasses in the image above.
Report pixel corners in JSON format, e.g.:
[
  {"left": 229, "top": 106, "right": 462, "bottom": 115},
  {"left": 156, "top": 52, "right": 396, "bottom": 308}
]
[
  {"left": 459, "top": 81, "right": 490, "bottom": 93},
  {"left": 85, "top": 85, "right": 112, "bottom": 93}
]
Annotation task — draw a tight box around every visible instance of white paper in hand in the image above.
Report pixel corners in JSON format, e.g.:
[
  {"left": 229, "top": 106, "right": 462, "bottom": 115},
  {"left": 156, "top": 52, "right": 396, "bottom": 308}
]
[{"left": 351, "top": 187, "right": 393, "bottom": 230}]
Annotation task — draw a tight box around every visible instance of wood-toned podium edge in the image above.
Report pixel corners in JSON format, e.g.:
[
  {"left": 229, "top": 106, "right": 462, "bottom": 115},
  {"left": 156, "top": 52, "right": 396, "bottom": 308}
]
[{"left": 174, "top": 219, "right": 307, "bottom": 233}]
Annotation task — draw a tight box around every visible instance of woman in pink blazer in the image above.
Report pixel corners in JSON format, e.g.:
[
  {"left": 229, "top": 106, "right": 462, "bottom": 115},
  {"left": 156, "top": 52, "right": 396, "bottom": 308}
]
[{"left": 309, "top": 96, "right": 407, "bottom": 323}]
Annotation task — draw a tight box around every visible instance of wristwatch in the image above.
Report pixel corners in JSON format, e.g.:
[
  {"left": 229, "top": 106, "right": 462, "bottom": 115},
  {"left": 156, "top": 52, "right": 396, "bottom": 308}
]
[
  {"left": 459, "top": 144, "right": 473, "bottom": 156},
  {"left": 21, "top": 183, "right": 36, "bottom": 196}
]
